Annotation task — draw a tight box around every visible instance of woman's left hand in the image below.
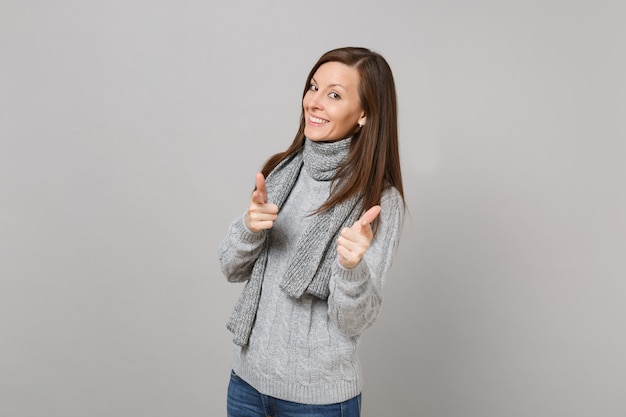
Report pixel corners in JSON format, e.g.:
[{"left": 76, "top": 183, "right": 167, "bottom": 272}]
[{"left": 337, "top": 205, "right": 381, "bottom": 269}]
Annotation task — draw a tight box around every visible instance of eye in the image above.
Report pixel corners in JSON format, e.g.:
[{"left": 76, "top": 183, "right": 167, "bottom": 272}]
[
  {"left": 329, "top": 92, "right": 341, "bottom": 99},
  {"left": 309, "top": 84, "right": 318, "bottom": 92}
]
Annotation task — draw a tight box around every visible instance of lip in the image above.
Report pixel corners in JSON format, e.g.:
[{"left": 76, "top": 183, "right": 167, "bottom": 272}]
[{"left": 307, "top": 114, "right": 329, "bottom": 126}]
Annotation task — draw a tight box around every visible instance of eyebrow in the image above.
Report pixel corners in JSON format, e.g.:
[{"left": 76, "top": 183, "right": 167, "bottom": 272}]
[{"left": 311, "top": 77, "right": 347, "bottom": 90}]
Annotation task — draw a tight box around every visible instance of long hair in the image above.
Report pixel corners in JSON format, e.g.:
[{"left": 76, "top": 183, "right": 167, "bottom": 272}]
[{"left": 260, "top": 47, "right": 404, "bottom": 222}]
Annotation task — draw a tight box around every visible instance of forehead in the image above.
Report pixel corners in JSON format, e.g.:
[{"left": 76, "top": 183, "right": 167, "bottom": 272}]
[{"left": 312, "top": 61, "right": 360, "bottom": 89}]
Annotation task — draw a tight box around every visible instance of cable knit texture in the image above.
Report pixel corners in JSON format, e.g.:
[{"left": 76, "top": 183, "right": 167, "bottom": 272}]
[
  {"left": 226, "top": 138, "right": 362, "bottom": 346},
  {"left": 219, "top": 137, "right": 404, "bottom": 404}
]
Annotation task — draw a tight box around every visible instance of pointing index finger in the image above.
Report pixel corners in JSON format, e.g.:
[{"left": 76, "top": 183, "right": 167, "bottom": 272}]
[
  {"left": 254, "top": 173, "right": 268, "bottom": 204},
  {"left": 360, "top": 205, "right": 381, "bottom": 226}
]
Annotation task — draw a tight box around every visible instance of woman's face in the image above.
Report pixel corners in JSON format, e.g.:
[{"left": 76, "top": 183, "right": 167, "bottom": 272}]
[{"left": 303, "top": 61, "right": 367, "bottom": 142}]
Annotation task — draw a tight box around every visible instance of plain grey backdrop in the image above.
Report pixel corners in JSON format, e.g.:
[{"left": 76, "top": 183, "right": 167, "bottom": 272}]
[{"left": 1, "top": 0, "right": 625, "bottom": 416}]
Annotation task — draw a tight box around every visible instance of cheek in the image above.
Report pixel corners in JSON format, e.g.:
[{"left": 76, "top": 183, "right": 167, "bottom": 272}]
[{"left": 336, "top": 107, "right": 358, "bottom": 125}]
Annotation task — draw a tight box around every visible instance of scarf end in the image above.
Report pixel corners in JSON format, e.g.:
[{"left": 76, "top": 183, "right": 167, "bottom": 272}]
[
  {"left": 279, "top": 280, "right": 306, "bottom": 299},
  {"left": 226, "top": 320, "right": 251, "bottom": 347},
  {"left": 279, "top": 279, "right": 330, "bottom": 301}
]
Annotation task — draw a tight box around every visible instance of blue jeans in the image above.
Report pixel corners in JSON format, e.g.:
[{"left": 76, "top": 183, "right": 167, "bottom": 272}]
[{"left": 227, "top": 370, "right": 361, "bottom": 417}]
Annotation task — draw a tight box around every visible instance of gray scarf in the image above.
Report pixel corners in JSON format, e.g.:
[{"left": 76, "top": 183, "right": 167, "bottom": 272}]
[{"left": 227, "top": 138, "right": 363, "bottom": 346}]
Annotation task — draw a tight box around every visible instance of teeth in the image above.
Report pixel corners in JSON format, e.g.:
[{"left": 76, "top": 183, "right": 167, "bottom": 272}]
[{"left": 310, "top": 116, "right": 328, "bottom": 124}]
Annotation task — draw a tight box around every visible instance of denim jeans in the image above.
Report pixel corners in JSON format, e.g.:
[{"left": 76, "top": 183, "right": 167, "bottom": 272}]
[{"left": 227, "top": 370, "right": 361, "bottom": 417}]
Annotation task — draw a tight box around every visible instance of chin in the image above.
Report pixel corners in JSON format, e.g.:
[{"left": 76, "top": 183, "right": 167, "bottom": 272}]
[
  {"left": 306, "top": 131, "right": 341, "bottom": 143},
  {"left": 304, "top": 131, "right": 324, "bottom": 142}
]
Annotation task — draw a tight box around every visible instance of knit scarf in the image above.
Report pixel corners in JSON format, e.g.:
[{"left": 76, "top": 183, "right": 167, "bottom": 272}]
[{"left": 227, "top": 138, "right": 363, "bottom": 346}]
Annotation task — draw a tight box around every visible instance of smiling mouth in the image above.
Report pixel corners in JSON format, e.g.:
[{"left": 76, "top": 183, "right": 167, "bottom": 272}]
[{"left": 309, "top": 116, "right": 328, "bottom": 124}]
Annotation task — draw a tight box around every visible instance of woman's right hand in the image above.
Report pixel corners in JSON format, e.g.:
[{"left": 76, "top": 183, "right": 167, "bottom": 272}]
[{"left": 244, "top": 173, "right": 279, "bottom": 233}]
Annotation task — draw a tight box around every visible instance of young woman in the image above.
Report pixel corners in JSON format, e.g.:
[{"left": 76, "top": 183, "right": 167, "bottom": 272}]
[{"left": 219, "top": 47, "right": 405, "bottom": 417}]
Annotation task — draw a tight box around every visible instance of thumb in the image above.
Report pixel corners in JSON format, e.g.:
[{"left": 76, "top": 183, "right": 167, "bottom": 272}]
[
  {"left": 353, "top": 205, "right": 381, "bottom": 232},
  {"left": 252, "top": 173, "right": 268, "bottom": 204}
]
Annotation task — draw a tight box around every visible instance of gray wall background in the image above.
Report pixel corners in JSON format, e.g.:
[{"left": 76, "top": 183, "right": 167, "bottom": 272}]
[{"left": 1, "top": 1, "right": 625, "bottom": 416}]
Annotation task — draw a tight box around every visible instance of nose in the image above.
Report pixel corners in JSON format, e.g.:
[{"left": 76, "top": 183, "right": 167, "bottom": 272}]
[{"left": 304, "top": 91, "right": 322, "bottom": 111}]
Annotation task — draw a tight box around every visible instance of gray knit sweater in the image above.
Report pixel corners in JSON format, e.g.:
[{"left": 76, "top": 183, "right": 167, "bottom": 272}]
[{"left": 218, "top": 141, "right": 404, "bottom": 405}]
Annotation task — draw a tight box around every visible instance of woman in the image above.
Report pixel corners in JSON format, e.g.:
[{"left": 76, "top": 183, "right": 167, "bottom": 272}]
[{"left": 219, "top": 47, "right": 405, "bottom": 416}]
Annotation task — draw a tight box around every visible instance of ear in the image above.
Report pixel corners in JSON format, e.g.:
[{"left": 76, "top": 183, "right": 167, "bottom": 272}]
[{"left": 358, "top": 113, "right": 367, "bottom": 127}]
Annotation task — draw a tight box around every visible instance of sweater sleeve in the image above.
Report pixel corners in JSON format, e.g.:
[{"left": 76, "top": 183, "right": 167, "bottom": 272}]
[
  {"left": 327, "top": 187, "right": 404, "bottom": 337},
  {"left": 218, "top": 214, "right": 268, "bottom": 283}
]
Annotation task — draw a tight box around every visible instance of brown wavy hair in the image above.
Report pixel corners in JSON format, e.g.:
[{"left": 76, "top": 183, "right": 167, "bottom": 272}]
[{"left": 260, "top": 47, "right": 404, "bottom": 222}]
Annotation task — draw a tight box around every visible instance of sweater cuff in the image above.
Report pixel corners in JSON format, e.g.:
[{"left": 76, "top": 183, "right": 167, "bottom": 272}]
[{"left": 333, "top": 258, "right": 368, "bottom": 283}]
